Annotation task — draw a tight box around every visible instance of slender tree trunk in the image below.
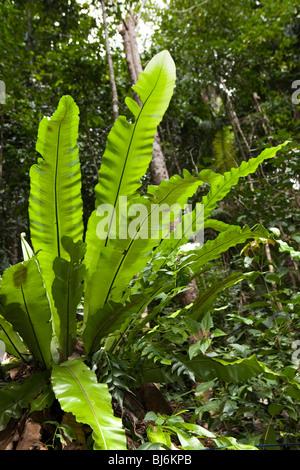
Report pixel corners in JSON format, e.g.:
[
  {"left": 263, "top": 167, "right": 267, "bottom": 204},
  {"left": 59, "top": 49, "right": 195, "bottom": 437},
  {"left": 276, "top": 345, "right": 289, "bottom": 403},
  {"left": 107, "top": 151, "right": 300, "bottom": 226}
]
[
  {"left": 101, "top": 0, "right": 119, "bottom": 121},
  {"left": 27, "top": 7, "right": 33, "bottom": 67},
  {"left": 264, "top": 241, "right": 283, "bottom": 311},
  {"left": 219, "top": 77, "right": 256, "bottom": 193},
  {"left": 252, "top": 92, "right": 272, "bottom": 141},
  {"left": 121, "top": 13, "right": 142, "bottom": 87},
  {"left": 220, "top": 77, "right": 251, "bottom": 155}
]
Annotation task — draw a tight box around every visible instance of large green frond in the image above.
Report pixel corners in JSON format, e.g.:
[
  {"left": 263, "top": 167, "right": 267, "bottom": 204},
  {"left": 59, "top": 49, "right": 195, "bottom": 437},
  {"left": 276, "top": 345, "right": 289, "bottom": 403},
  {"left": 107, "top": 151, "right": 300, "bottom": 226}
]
[
  {"left": 29, "top": 95, "right": 83, "bottom": 258},
  {"left": 52, "top": 237, "right": 86, "bottom": 361},
  {"left": 0, "top": 305, "right": 29, "bottom": 361},
  {"left": 0, "top": 259, "right": 52, "bottom": 369},
  {"left": 0, "top": 372, "right": 50, "bottom": 432},
  {"left": 28, "top": 96, "right": 84, "bottom": 350},
  {"left": 182, "top": 224, "right": 269, "bottom": 276},
  {"left": 84, "top": 51, "right": 176, "bottom": 314},
  {"left": 84, "top": 170, "right": 204, "bottom": 322},
  {"left": 158, "top": 143, "right": 289, "bottom": 258},
  {"left": 51, "top": 358, "right": 127, "bottom": 450}
]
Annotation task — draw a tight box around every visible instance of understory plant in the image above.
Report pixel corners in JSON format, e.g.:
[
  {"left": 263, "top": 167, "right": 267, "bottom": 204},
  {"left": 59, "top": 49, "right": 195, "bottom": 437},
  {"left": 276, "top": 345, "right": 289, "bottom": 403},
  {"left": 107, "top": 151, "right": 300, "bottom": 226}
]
[{"left": 0, "top": 50, "right": 299, "bottom": 450}]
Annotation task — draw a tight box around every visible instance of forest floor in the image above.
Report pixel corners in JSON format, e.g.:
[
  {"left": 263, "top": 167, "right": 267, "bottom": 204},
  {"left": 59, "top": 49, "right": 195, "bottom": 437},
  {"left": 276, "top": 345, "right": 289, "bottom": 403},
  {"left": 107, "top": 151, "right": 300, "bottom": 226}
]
[
  {"left": 0, "top": 361, "right": 177, "bottom": 450},
  {"left": 0, "top": 364, "right": 208, "bottom": 450}
]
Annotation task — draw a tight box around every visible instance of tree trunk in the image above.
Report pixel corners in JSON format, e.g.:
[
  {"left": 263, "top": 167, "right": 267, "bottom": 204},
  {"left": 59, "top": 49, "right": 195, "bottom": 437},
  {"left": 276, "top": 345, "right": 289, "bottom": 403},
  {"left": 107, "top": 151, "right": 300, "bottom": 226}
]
[
  {"left": 219, "top": 77, "right": 256, "bottom": 193},
  {"left": 101, "top": 0, "right": 119, "bottom": 121},
  {"left": 220, "top": 77, "right": 251, "bottom": 155},
  {"left": 252, "top": 92, "right": 272, "bottom": 141},
  {"left": 27, "top": 7, "right": 33, "bottom": 67},
  {"left": 264, "top": 241, "right": 283, "bottom": 311}
]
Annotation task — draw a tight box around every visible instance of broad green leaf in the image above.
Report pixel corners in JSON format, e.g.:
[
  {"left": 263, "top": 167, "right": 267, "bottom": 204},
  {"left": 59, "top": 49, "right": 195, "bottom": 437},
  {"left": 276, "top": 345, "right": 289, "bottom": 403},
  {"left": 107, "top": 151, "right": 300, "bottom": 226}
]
[
  {"left": 83, "top": 279, "right": 173, "bottom": 355},
  {"left": 265, "top": 272, "right": 281, "bottom": 285},
  {"left": 214, "top": 436, "right": 257, "bottom": 450},
  {"left": 52, "top": 236, "right": 86, "bottom": 361},
  {"left": 179, "top": 422, "right": 216, "bottom": 439},
  {"left": 175, "top": 271, "right": 259, "bottom": 322},
  {"left": 204, "top": 219, "right": 238, "bottom": 232},
  {"left": 138, "top": 353, "right": 300, "bottom": 389},
  {"left": 51, "top": 358, "right": 127, "bottom": 450},
  {"left": 286, "top": 385, "right": 300, "bottom": 401},
  {"left": 97, "top": 50, "right": 175, "bottom": 208},
  {"left": 147, "top": 424, "right": 172, "bottom": 447},
  {"left": 186, "top": 354, "right": 275, "bottom": 383},
  {"left": 0, "top": 309, "right": 29, "bottom": 361},
  {"left": 29, "top": 384, "right": 55, "bottom": 414},
  {"left": 85, "top": 170, "right": 203, "bottom": 320},
  {"left": 268, "top": 403, "right": 286, "bottom": 417},
  {"left": 201, "top": 143, "right": 288, "bottom": 221},
  {"left": 29, "top": 95, "right": 83, "bottom": 258},
  {"left": 275, "top": 238, "right": 300, "bottom": 260},
  {"left": 138, "top": 442, "right": 169, "bottom": 450},
  {"left": 188, "top": 339, "right": 211, "bottom": 359},
  {"left": 126, "top": 283, "right": 183, "bottom": 344},
  {"left": 0, "top": 259, "right": 53, "bottom": 369},
  {"left": 160, "top": 143, "right": 289, "bottom": 257},
  {"left": 84, "top": 51, "right": 176, "bottom": 318},
  {"left": 175, "top": 428, "right": 205, "bottom": 449},
  {"left": 183, "top": 224, "right": 269, "bottom": 276},
  {"left": 0, "top": 371, "right": 49, "bottom": 431},
  {"left": 260, "top": 426, "right": 280, "bottom": 449},
  {"left": 28, "top": 95, "right": 84, "bottom": 346}
]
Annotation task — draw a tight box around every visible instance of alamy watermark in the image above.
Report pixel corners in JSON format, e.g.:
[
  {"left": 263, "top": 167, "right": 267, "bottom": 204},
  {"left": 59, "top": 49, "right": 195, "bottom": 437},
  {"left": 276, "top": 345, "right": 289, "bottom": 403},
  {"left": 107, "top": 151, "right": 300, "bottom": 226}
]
[
  {"left": 95, "top": 198, "right": 204, "bottom": 245},
  {"left": 0, "top": 80, "right": 5, "bottom": 104},
  {"left": 0, "top": 340, "right": 5, "bottom": 364},
  {"left": 292, "top": 340, "right": 300, "bottom": 366},
  {"left": 292, "top": 80, "right": 300, "bottom": 105}
]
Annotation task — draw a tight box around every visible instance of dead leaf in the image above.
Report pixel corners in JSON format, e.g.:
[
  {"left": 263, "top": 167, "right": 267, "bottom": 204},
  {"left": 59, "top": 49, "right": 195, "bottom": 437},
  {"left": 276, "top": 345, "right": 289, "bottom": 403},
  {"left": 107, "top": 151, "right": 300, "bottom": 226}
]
[{"left": 16, "top": 418, "right": 47, "bottom": 450}]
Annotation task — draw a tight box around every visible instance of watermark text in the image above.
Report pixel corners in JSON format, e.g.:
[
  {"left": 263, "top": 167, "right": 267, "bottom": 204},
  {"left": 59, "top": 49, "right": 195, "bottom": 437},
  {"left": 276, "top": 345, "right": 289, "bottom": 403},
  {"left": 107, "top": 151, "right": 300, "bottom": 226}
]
[
  {"left": 0, "top": 80, "right": 5, "bottom": 104},
  {"left": 96, "top": 198, "right": 204, "bottom": 245}
]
